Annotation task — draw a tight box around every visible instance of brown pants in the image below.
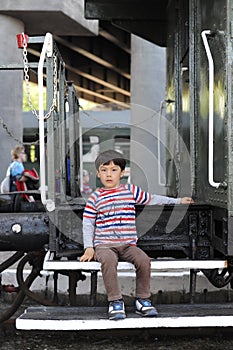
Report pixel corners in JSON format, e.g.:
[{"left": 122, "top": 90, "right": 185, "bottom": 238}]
[{"left": 95, "top": 244, "right": 151, "bottom": 302}]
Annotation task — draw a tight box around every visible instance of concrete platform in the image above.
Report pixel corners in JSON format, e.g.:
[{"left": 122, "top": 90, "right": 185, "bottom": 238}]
[{"left": 16, "top": 304, "right": 233, "bottom": 331}]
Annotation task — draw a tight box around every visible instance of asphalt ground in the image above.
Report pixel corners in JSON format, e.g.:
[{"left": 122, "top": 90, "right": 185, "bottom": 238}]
[{"left": 1, "top": 327, "right": 233, "bottom": 350}]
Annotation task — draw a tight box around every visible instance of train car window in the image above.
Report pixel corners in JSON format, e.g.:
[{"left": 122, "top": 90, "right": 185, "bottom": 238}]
[
  {"left": 114, "top": 135, "right": 130, "bottom": 181},
  {"left": 82, "top": 135, "right": 99, "bottom": 162},
  {"left": 114, "top": 135, "right": 130, "bottom": 158},
  {"left": 23, "top": 144, "right": 40, "bottom": 174},
  {"left": 81, "top": 134, "right": 100, "bottom": 190}
]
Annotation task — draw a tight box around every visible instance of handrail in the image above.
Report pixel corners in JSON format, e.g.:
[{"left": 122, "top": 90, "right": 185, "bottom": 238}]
[
  {"left": 79, "top": 122, "right": 83, "bottom": 192},
  {"left": 158, "top": 100, "right": 166, "bottom": 186},
  {"left": 201, "top": 30, "right": 220, "bottom": 188},
  {"left": 38, "top": 33, "right": 55, "bottom": 211}
]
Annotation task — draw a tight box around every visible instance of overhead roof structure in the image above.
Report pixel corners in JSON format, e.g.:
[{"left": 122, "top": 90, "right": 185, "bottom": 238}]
[
  {"left": 84, "top": 0, "right": 169, "bottom": 46},
  {"left": 26, "top": 21, "right": 131, "bottom": 108},
  {"left": 0, "top": 0, "right": 169, "bottom": 108},
  {"left": 56, "top": 21, "right": 131, "bottom": 108}
]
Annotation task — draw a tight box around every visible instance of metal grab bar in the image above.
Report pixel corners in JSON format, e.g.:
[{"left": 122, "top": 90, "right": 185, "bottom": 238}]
[
  {"left": 158, "top": 100, "right": 166, "bottom": 187},
  {"left": 38, "top": 33, "right": 55, "bottom": 211},
  {"left": 201, "top": 30, "right": 220, "bottom": 188},
  {"left": 79, "top": 122, "right": 83, "bottom": 192}
]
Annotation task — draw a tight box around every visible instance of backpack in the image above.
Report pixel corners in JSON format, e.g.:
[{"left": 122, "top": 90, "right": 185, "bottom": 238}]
[{"left": 0, "top": 162, "right": 15, "bottom": 194}]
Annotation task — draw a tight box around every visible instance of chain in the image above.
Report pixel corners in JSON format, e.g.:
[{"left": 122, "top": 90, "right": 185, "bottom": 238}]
[
  {"left": 0, "top": 115, "right": 49, "bottom": 146},
  {"left": 22, "top": 33, "right": 58, "bottom": 120},
  {"left": 22, "top": 34, "right": 38, "bottom": 118},
  {"left": 0, "top": 116, "right": 23, "bottom": 145},
  {"left": 44, "top": 54, "right": 57, "bottom": 120}
]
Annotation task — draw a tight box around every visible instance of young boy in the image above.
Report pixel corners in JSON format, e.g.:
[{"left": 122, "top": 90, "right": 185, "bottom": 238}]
[{"left": 80, "top": 150, "right": 194, "bottom": 320}]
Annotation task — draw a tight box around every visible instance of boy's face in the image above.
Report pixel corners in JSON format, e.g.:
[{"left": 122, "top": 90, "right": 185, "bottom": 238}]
[{"left": 97, "top": 161, "right": 125, "bottom": 189}]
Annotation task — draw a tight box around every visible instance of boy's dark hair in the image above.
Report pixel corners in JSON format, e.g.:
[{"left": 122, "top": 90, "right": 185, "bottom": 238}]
[{"left": 95, "top": 150, "right": 126, "bottom": 171}]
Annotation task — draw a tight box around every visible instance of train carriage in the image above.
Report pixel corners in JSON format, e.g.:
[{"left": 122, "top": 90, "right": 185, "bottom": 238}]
[{"left": 164, "top": 0, "right": 233, "bottom": 262}]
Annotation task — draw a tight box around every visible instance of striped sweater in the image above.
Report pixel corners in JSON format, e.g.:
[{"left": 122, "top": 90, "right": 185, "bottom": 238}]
[{"left": 82, "top": 184, "right": 181, "bottom": 248}]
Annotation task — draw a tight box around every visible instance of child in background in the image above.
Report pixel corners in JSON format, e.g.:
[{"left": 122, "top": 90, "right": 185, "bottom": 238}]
[
  {"left": 82, "top": 169, "right": 92, "bottom": 195},
  {"left": 10, "top": 145, "right": 27, "bottom": 192}
]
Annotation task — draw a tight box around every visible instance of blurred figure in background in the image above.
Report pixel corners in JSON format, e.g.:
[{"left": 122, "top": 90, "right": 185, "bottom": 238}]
[
  {"left": 82, "top": 169, "right": 92, "bottom": 196},
  {"left": 10, "top": 145, "right": 27, "bottom": 192}
]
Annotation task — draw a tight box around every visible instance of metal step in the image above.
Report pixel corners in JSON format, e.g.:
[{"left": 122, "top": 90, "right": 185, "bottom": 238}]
[
  {"left": 43, "top": 251, "right": 228, "bottom": 271},
  {"left": 16, "top": 304, "right": 233, "bottom": 331}
]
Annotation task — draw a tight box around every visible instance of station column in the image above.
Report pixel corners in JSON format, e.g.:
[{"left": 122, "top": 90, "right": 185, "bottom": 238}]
[{"left": 0, "top": 15, "right": 24, "bottom": 179}]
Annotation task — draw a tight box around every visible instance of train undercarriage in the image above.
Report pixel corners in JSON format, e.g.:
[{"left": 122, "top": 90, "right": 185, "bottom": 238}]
[{"left": 0, "top": 198, "right": 233, "bottom": 328}]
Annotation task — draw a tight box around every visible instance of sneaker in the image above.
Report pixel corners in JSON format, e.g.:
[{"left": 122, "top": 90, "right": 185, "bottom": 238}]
[
  {"left": 108, "top": 299, "right": 126, "bottom": 320},
  {"left": 135, "top": 298, "right": 158, "bottom": 317}
]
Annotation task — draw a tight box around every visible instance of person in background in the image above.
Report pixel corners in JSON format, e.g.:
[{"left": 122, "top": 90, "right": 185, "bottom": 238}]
[
  {"left": 80, "top": 149, "right": 194, "bottom": 321},
  {"left": 10, "top": 145, "right": 27, "bottom": 192},
  {"left": 82, "top": 169, "right": 92, "bottom": 195}
]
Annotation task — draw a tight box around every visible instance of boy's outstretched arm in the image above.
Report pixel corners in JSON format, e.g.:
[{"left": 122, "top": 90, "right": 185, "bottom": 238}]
[
  {"left": 80, "top": 247, "right": 95, "bottom": 262},
  {"left": 180, "top": 197, "right": 194, "bottom": 204},
  {"left": 147, "top": 192, "right": 194, "bottom": 205}
]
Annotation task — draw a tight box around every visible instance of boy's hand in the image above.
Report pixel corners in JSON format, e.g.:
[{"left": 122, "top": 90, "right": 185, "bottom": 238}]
[
  {"left": 180, "top": 197, "right": 194, "bottom": 204},
  {"left": 80, "top": 247, "right": 95, "bottom": 262}
]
